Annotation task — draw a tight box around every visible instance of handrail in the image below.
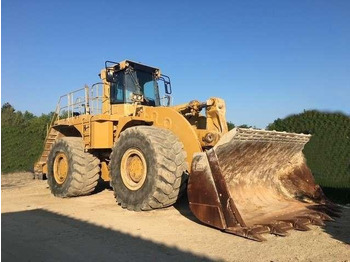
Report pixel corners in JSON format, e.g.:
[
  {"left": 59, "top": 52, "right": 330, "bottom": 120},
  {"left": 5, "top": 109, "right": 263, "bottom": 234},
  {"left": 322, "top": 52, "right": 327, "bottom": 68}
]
[
  {"left": 53, "top": 83, "right": 105, "bottom": 122},
  {"left": 56, "top": 87, "right": 86, "bottom": 120}
]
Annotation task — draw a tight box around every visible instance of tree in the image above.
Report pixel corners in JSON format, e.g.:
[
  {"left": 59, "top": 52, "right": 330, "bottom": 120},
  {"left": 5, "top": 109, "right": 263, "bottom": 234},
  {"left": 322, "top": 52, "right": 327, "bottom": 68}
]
[
  {"left": 227, "top": 121, "right": 235, "bottom": 130},
  {"left": 237, "top": 124, "right": 251, "bottom": 128},
  {"left": 1, "top": 103, "right": 16, "bottom": 126}
]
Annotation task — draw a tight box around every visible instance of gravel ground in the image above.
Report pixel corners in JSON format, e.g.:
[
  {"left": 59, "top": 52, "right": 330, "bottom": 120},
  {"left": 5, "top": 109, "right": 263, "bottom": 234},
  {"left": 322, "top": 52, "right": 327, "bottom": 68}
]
[{"left": 1, "top": 172, "right": 349, "bottom": 262}]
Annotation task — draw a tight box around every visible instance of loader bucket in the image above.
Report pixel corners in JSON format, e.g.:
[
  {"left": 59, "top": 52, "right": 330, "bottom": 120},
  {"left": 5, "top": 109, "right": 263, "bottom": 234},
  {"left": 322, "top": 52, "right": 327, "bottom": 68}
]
[{"left": 188, "top": 128, "right": 339, "bottom": 241}]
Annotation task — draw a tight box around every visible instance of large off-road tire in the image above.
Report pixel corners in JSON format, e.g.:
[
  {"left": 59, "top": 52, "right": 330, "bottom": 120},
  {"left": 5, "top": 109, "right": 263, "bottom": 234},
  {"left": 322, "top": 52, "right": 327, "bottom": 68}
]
[
  {"left": 109, "top": 126, "right": 188, "bottom": 211},
  {"left": 47, "top": 137, "right": 100, "bottom": 197}
]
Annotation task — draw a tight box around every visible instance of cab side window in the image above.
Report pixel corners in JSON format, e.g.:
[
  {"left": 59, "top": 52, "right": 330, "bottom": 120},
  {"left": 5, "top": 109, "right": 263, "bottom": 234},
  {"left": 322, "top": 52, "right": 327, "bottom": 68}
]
[{"left": 110, "top": 72, "right": 124, "bottom": 104}]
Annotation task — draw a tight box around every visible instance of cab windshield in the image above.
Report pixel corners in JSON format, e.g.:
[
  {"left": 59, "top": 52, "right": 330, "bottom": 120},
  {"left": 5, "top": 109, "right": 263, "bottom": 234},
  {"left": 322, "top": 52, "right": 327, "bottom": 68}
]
[{"left": 110, "top": 68, "right": 160, "bottom": 106}]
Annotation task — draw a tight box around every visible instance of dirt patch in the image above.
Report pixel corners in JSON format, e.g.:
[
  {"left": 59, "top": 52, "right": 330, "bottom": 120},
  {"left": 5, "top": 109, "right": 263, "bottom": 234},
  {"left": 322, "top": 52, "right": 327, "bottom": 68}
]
[{"left": 2, "top": 173, "right": 349, "bottom": 261}]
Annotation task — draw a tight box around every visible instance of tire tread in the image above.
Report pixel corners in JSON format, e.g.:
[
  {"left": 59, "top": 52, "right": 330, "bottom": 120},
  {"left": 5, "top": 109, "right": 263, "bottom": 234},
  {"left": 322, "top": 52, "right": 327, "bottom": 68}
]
[{"left": 109, "top": 126, "right": 188, "bottom": 210}]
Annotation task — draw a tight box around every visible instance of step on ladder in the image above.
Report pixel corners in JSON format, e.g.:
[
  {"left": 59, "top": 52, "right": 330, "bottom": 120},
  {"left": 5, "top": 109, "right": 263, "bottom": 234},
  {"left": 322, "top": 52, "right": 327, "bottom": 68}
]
[{"left": 34, "top": 113, "right": 60, "bottom": 179}]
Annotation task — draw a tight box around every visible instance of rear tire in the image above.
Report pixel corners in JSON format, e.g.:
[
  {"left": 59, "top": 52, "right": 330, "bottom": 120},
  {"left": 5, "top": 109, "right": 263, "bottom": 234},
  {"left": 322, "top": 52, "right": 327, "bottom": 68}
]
[
  {"left": 47, "top": 137, "right": 100, "bottom": 197},
  {"left": 109, "top": 126, "right": 188, "bottom": 211}
]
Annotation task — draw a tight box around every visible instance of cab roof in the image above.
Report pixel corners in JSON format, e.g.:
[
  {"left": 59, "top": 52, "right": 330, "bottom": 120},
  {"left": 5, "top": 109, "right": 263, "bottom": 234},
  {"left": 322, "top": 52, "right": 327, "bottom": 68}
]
[{"left": 107, "top": 60, "right": 161, "bottom": 77}]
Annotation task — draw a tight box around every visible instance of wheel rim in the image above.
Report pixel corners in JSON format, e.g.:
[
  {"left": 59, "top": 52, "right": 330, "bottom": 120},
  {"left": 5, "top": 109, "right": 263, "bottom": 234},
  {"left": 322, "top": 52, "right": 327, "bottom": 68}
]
[
  {"left": 120, "top": 148, "right": 147, "bottom": 191},
  {"left": 53, "top": 152, "right": 69, "bottom": 184}
]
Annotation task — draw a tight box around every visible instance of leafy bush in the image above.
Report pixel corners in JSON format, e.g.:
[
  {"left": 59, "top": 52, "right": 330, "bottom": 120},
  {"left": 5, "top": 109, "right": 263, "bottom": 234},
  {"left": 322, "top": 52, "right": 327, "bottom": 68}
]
[
  {"left": 227, "top": 121, "right": 235, "bottom": 130},
  {"left": 1, "top": 103, "right": 52, "bottom": 173}
]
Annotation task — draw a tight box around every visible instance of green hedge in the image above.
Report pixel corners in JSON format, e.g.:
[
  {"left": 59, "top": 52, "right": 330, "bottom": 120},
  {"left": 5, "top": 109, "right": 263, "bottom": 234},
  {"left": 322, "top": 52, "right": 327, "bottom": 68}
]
[{"left": 1, "top": 103, "right": 51, "bottom": 173}]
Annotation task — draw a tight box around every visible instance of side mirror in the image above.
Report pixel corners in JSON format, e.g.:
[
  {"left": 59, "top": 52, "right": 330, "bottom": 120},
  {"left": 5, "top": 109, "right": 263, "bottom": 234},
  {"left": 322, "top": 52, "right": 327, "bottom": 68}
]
[
  {"left": 160, "top": 74, "right": 172, "bottom": 94},
  {"left": 165, "top": 82, "right": 172, "bottom": 94},
  {"left": 106, "top": 70, "right": 116, "bottom": 83},
  {"left": 105, "top": 60, "right": 120, "bottom": 82}
]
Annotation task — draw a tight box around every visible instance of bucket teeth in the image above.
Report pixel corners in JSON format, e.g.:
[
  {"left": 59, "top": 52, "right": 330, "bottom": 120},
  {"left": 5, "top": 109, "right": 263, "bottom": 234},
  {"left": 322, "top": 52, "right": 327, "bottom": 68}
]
[
  {"left": 288, "top": 218, "right": 311, "bottom": 231},
  {"left": 310, "top": 217, "right": 325, "bottom": 226},
  {"left": 295, "top": 223, "right": 311, "bottom": 231},
  {"left": 225, "top": 226, "right": 270, "bottom": 242},
  {"left": 249, "top": 234, "right": 266, "bottom": 242},
  {"left": 297, "top": 214, "right": 324, "bottom": 226},
  {"left": 309, "top": 213, "right": 327, "bottom": 226},
  {"left": 224, "top": 210, "right": 335, "bottom": 239},
  {"left": 268, "top": 222, "right": 292, "bottom": 236},
  {"left": 270, "top": 227, "right": 288, "bottom": 236},
  {"left": 318, "top": 212, "right": 334, "bottom": 221}
]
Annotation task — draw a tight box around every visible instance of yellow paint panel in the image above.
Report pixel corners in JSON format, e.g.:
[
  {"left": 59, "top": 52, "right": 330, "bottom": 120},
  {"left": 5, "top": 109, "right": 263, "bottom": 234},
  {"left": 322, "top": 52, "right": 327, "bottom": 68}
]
[
  {"left": 115, "top": 106, "right": 202, "bottom": 168},
  {"left": 91, "top": 121, "right": 113, "bottom": 148}
]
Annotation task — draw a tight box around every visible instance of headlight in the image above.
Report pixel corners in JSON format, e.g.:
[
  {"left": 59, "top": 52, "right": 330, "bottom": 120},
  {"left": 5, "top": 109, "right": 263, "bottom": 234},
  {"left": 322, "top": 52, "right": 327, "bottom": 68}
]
[{"left": 131, "top": 93, "right": 144, "bottom": 102}]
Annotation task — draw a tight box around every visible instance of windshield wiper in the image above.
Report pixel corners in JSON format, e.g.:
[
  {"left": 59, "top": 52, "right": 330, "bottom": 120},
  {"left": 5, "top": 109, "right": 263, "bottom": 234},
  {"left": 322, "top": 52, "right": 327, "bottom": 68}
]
[{"left": 127, "top": 68, "right": 142, "bottom": 94}]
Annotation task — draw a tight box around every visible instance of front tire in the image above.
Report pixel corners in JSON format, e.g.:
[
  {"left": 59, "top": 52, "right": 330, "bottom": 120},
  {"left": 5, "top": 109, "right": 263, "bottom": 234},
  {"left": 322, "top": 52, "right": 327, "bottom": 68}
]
[
  {"left": 109, "top": 126, "right": 188, "bottom": 211},
  {"left": 47, "top": 137, "right": 100, "bottom": 197}
]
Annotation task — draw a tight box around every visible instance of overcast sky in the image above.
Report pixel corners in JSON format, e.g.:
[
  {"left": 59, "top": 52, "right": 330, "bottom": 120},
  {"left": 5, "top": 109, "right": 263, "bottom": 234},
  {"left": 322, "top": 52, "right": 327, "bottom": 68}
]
[{"left": 2, "top": 0, "right": 349, "bottom": 128}]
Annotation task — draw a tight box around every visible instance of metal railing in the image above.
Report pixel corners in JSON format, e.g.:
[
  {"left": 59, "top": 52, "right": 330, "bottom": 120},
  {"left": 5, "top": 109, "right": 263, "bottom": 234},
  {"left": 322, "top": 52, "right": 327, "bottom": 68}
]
[
  {"left": 54, "top": 83, "right": 104, "bottom": 121},
  {"left": 90, "top": 83, "right": 104, "bottom": 115},
  {"left": 52, "top": 83, "right": 172, "bottom": 122}
]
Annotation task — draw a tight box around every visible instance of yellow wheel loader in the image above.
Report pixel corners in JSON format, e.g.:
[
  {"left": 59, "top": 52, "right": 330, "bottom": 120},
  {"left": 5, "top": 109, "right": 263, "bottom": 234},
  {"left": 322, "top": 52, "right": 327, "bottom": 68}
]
[{"left": 35, "top": 60, "right": 338, "bottom": 241}]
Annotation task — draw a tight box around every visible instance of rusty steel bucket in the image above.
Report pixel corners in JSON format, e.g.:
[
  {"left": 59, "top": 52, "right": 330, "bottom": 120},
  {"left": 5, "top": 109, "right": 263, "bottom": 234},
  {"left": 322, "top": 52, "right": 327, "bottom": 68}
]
[{"left": 188, "top": 128, "right": 339, "bottom": 241}]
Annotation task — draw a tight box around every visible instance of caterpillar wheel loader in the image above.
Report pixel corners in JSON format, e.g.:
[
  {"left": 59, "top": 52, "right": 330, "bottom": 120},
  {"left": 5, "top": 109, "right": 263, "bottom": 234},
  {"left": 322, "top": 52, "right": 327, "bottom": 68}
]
[{"left": 34, "top": 60, "right": 339, "bottom": 241}]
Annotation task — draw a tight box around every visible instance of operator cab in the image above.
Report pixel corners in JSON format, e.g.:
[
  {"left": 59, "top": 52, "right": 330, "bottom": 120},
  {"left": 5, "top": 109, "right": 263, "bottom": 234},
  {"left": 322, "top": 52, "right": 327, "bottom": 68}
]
[{"left": 104, "top": 60, "right": 171, "bottom": 107}]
